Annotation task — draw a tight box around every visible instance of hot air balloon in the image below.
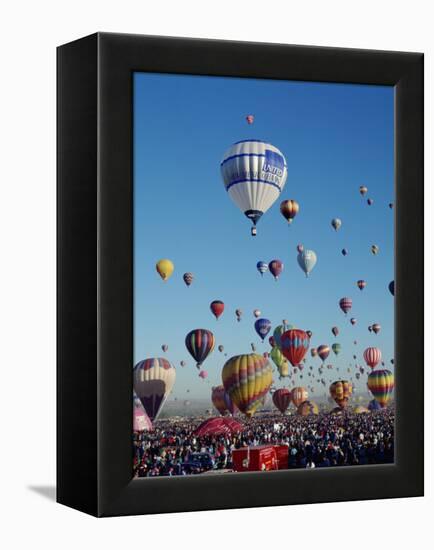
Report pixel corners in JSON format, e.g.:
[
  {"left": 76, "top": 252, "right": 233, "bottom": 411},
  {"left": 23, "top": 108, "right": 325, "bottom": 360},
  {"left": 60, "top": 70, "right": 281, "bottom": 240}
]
[
  {"left": 199, "top": 370, "right": 208, "bottom": 379},
  {"left": 389, "top": 202, "right": 394, "bottom": 209},
  {"left": 350, "top": 317, "right": 357, "bottom": 325},
  {"left": 222, "top": 354, "right": 272, "bottom": 417},
  {"left": 180, "top": 360, "right": 186, "bottom": 367},
  {"left": 317, "top": 345, "right": 330, "bottom": 362},
  {"left": 270, "top": 346, "right": 289, "bottom": 377},
  {"left": 272, "top": 388, "right": 292, "bottom": 414},
  {"left": 253, "top": 309, "right": 261, "bottom": 318},
  {"left": 133, "top": 358, "right": 176, "bottom": 421},
  {"left": 185, "top": 329, "right": 215, "bottom": 368},
  {"left": 360, "top": 185, "right": 368, "bottom": 196},
  {"left": 256, "top": 261, "right": 268, "bottom": 276},
  {"left": 331, "top": 218, "right": 342, "bottom": 231},
  {"left": 339, "top": 297, "right": 352, "bottom": 315},
  {"left": 218, "top": 345, "right": 224, "bottom": 353},
  {"left": 273, "top": 324, "right": 291, "bottom": 349},
  {"left": 341, "top": 248, "right": 349, "bottom": 256},
  {"left": 297, "top": 400, "right": 318, "bottom": 416},
  {"left": 161, "top": 344, "right": 168, "bottom": 353},
  {"left": 367, "top": 198, "right": 374, "bottom": 205},
  {"left": 367, "top": 369, "right": 394, "bottom": 407},
  {"left": 311, "top": 348, "right": 318, "bottom": 358},
  {"left": 332, "top": 343, "right": 341, "bottom": 356},
  {"left": 269, "top": 259, "right": 284, "bottom": 280},
  {"left": 363, "top": 347, "right": 382, "bottom": 369},
  {"left": 224, "top": 391, "right": 237, "bottom": 415},
  {"left": 329, "top": 380, "right": 353, "bottom": 409},
  {"left": 156, "top": 259, "right": 174, "bottom": 281},
  {"left": 255, "top": 318, "right": 272, "bottom": 341},
  {"left": 368, "top": 398, "right": 382, "bottom": 411},
  {"left": 357, "top": 280, "right": 366, "bottom": 290},
  {"left": 183, "top": 272, "right": 194, "bottom": 286},
  {"left": 291, "top": 386, "right": 309, "bottom": 407},
  {"left": 306, "top": 330, "right": 313, "bottom": 339},
  {"left": 210, "top": 300, "right": 224, "bottom": 320},
  {"left": 246, "top": 114, "right": 254, "bottom": 124},
  {"left": 133, "top": 400, "right": 153, "bottom": 432},
  {"left": 212, "top": 385, "right": 228, "bottom": 415},
  {"left": 235, "top": 309, "right": 243, "bottom": 322},
  {"left": 372, "top": 323, "right": 381, "bottom": 334},
  {"left": 280, "top": 329, "right": 310, "bottom": 366},
  {"left": 332, "top": 326, "right": 339, "bottom": 337},
  {"left": 220, "top": 140, "right": 288, "bottom": 236},
  {"left": 389, "top": 281, "right": 395, "bottom": 296},
  {"left": 297, "top": 244, "right": 304, "bottom": 253},
  {"left": 297, "top": 249, "right": 317, "bottom": 277},
  {"left": 251, "top": 342, "right": 257, "bottom": 352},
  {"left": 371, "top": 244, "right": 379, "bottom": 255},
  {"left": 280, "top": 199, "right": 299, "bottom": 224}
]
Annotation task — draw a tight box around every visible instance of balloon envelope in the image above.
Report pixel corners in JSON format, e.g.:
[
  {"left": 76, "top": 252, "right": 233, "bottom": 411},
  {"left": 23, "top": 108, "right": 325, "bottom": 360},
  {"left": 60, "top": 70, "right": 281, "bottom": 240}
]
[
  {"left": 280, "top": 329, "right": 310, "bottom": 366},
  {"left": 222, "top": 354, "right": 272, "bottom": 418},
  {"left": 156, "top": 259, "right": 174, "bottom": 281},
  {"left": 133, "top": 358, "right": 176, "bottom": 421},
  {"left": 185, "top": 329, "right": 215, "bottom": 367},
  {"left": 297, "top": 249, "right": 317, "bottom": 277},
  {"left": 221, "top": 140, "right": 288, "bottom": 234},
  {"left": 193, "top": 417, "right": 243, "bottom": 437}
]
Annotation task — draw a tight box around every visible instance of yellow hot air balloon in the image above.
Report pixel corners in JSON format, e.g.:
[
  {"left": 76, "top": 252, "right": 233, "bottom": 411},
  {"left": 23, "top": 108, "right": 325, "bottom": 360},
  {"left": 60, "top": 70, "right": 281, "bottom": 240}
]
[
  {"left": 297, "top": 400, "right": 319, "bottom": 416},
  {"left": 222, "top": 354, "right": 272, "bottom": 418},
  {"left": 156, "top": 259, "right": 174, "bottom": 281},
  {"left": 329, "top": 380, "right": 353, "bottom": 409}
]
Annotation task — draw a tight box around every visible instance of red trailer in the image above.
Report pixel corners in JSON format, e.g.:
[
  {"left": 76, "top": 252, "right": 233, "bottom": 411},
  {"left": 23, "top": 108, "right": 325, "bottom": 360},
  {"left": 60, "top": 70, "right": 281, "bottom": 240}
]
[{"left": 231, "top": 445, "right": 288, "bottom": 472}]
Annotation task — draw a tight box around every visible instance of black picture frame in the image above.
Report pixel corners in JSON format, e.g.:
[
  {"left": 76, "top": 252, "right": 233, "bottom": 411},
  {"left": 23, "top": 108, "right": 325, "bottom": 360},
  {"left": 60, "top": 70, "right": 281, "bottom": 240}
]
[{"left": 57, "top": 32, "right": 424, "bottom": 517}]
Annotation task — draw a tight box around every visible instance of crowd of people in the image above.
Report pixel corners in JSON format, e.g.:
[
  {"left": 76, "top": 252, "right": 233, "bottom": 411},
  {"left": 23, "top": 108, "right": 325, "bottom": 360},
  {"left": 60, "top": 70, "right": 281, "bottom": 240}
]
[{"left": 133, "top": 409, "right": 394, "bottom": 477}]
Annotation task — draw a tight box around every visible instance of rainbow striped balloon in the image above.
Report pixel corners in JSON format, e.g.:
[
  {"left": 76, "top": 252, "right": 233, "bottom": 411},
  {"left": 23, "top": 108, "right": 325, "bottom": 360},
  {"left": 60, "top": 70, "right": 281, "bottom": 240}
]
[
  {"left": 222, "top": 354, "right": 272, "bottom": 418},
  {"left": 367, "top": 369, "right": 394, "bottom": 408}
]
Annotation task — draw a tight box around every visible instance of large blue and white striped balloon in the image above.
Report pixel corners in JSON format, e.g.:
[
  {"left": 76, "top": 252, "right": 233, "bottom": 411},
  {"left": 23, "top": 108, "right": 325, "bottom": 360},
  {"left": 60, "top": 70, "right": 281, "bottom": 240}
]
[{"left": 220, "top": 140, "right": 288, "bottom": 235}]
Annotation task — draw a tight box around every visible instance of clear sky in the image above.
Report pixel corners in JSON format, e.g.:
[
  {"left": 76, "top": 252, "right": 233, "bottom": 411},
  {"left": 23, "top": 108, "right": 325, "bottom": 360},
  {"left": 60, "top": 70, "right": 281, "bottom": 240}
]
[{"left": 133, "top": 72, "right": 394, "bottom": 403}]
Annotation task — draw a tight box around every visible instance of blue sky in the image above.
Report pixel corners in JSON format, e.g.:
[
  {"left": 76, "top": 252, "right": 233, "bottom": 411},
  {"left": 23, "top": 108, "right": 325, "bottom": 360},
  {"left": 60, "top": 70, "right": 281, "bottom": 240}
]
[{"left": 133, "top": 72, "right": 394, "bottom": 401}]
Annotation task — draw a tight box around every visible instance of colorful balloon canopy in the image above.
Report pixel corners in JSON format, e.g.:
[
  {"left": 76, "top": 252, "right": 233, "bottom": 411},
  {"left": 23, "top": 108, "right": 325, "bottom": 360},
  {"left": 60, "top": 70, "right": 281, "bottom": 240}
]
[
  {"left": 133, "top": 400, "right": 153, "bottom": 432},
  {"left": 331, "top": 218, "right": 342, "bottom": 231},
  {"left": 256, "top": 261, "right": 268, "bottom": 276},
  {"left": 280, "top": 329, "right": 310, "bottom": 366},
  {"left": 183, "top": 272, "right": 194, "bottom": 286},
  {"left": 272, "top": 388, "right": 292, "bottom": 414},
  {"left": 332, "top": 343, "right": 342, "bottom": 356},
  {"left": 269, "top": 259, "right": 284, "bottom": 280},
  {"left": 161, "top": 344, "right": 168, "bottom": 352},
  {"left": 222, "top": 354, "right": 273, "bottom": 418},
  {"left": 363, "top": 347, "right": 382, "bottom": 369},
  {"left": 211, "top": 385, "right": 229, "bottom": 415},
  {"left": 357, "top": 280, "right": 366, "bottom": 290},
  {"left": 332, "top": 326, "right": 339, "bottom": 337},
  {"left": 350, "top": 317, "right": 357, "bottom": 325},
  {"left": 210, "top": 300, "right": 225, "bottom": 320},
  {"left": 297, "top": 244, "right": 304, "bottom": 253},
  {"left": 156, "top": 259, "right": 174, "bottom": 281},
  {"left": 329, "top": 380, "right": 353, "bottom": 409},
  {"left": 193, "top": 417, "right": 243, "bottom": 437},
  {"left": 360, "top": 185, "right": 368, "bottom": 196},
  {"left": 133, "top": 358, "right": 176, "bottom": 421},
  {"left": 280, "top": 199, "right": 299, "bottom": 224},
  {"left": 253, "top": 309, "right": 261, "bottom": 318},
  {"left": 270, "top": 346, "right": 288, "bottom": 376},
  {"left": 371, "top": 244, "right": 379, "bottom": 255},
  {"left": 291, "top": 386, "right": 308, "bottom": 408},
  {"left": 199, "top": 370, "right": 208, "bottom": 379},
  {"left": 297, "top": 249, "right": 317, "bottom": 277},
  {"left": 235, "top": 309, "right": 243, "bottom": 321},
  {"left": 185, "top": 329, "right": 215, "bottom": 368},
  {"left": 254, "top": 318, "right": 272, "bottom": 341},
  {"left": 297, "top": 400, "right": 318, "bottom": 416},
  {"left": 339, "top": 297, "right": 352, "bottom": 315},
  {"left": 367, "top": 198, "right": 374, "bottom": 205},
  {"left": 367, "top": 369, "right": 394, "bottom": 408},
  {"left": 372, "top": 323, "right": 381, "bottom": 334},
  {"left": 220, "top": 140, "right": 287, "bottom": 236},
  {"left": 246, "top": 114, "right": 255, "bottom": 124},
  {"left": 317, "top": 344, "right": 330, "bottom": 362}
]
